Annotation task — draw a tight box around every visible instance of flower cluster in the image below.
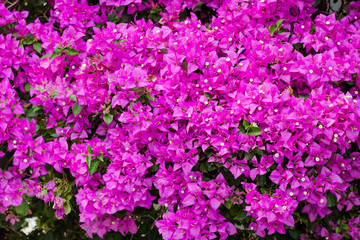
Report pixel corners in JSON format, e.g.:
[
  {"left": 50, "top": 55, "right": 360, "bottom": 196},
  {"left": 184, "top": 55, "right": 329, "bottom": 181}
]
[{"left": 0, "top": 0, "right": 360, "bottom": 239}]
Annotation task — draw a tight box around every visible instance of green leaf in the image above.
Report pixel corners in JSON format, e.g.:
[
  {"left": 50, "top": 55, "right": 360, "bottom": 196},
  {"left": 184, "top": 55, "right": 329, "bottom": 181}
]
[
  {"left": 41, "top": 54, "right": 51, "bottom": 59},
  {"left": 89, "top": 158, "right": 100, "bottom": 175},
  {"left": 87, "top": 144, "right": 93, "bottom": 154},
  {"left": 243, "top": 120, "right": 250, "bottom": 129},
  {"left": 72, "top": 103, "right": 82, "bottom": 117},
  {"left": 289, "top": 228, "right": 302, "bottom": 239},
  {"left": 54, "top": 47, "right": 62, "bottom": 54},
  {"left": 22, "top": 38, "right": 35, "bottom": 45},
  {"left": 245, "top": 151, "right": 255, "bottom": 161},
  {"left": 276, "top": 19, "right": 284, "bottom": 28},
  {"left": 150, "top": 8, "right": 159, "bottom": 14},
  {"left": 66, "top": 194, "right": 72, "bottom": 201},
  {"left": 114, "top": 39, "right": 127, "bottom": 44},
  {"left": 146, "top": 93, "right": 155, "bottom": 101},
  {"left": 204, "top": 92, "right": 212, "bottom": 100},
  {"left": 199, "top": 163, "right": 208, "bottom": 173},
  {"left": 297, "top": 94, "right": 309, "bottom": 100},
  {"left": 86, "top": 155, "right": 91, "bottom": 169},
  {"left": 14, "top": 199, "right": 29, "bottom": 216},
  {"left": 160, "top": 48, "right": 168, "bottom": 53},
  {"left": 313, "top": 0, "right": 321, "bottom": 7},
  {"left": 151, "top": 14, "right": 161, "bottom": 23},
  {"left": 269, "top": 24, "right": 277, "bottom": 36},
  {"left": 24, "top": 82, "right": 31, "bottom": 92},
  {"left": 131, "top": 88, "right": 144, "bottom": 92},
  {"left": 51, "top": 52, "right": 61, "bottom": 60},
  {"left": 41, "top": 188, "right": 48, "bottom": 197},
  {"left": 234, "top": 210, "right": 247, "bottom": 221},
  {"left": 237, "top": 125, "right": 245, "bottom": 134},
  {"left": 224, "top": 201, "right": 232, "bottom": 209},
  {"left": 257, "top": 175, "right": 266, "bottom": 186},
  {"left": 64, "top": 203, "right": 71, "bottom": 215},
  {"left": 65, "top": 48, "right": 79, "bottom": 56},
  {"left": 103, "top": 114, "right": 113, "bottom": 125},
  {"left": 248, "top": 126, "right": 262, "bottom": 136},
  {"left": 98, "top": 153, "right": 104, "bottom": 162},
  {"left": 69, "top": 94, "right": 77, "bottom": 102},
  {"left": 129, "top": 101, "right": 134, "bottom": 111},
  {"left": 64, "top": 185, "right": 72, "bottom": 195},
  {"left": 325, "top": 192, "right": 337, "bottom": 208},
  {"left": 343, "top": 232, "right": 351, "bottom": 239},
  {"left": 33, "top": 42, "right": 42, "bottom": 53},
  {"left": 182, "top": 60, "right": 188, "bottom": 70}
]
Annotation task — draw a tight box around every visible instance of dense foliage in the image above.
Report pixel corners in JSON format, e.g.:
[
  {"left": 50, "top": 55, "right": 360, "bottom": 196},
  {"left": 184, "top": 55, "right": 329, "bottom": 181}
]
[{"left": 0, "top": 0, "right": 360, "bottom": 239}]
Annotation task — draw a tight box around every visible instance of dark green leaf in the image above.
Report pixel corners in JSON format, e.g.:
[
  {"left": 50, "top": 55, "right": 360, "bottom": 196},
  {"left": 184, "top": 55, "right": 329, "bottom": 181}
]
[
  {"left": 89, "top": 158, "right": 100, "bottom": 175},
  {"left": 204, "top": 92, "right": 212, "bottom": 100},
  {"left": 86, "top": 155, "right": 91, "bottom": 169},
  {"left": 237, "top": 125, "right": 245, "bottom": 134},
  {"left": 103, "top": 114, "right": 113, "bottom": 125},
  {"left": 313, "top": 0, "right": 321, "bottom": 7},
  {"left": 87, "top": 144, "right": 93, "bottom": 154},
  {"left": 325, "top": 192, "right": 337, "bottom": 208},
  {"left": 151, "top": 14, "right": 161, "bottom": 23},
  {"left": 248, "top": 126, "right": 262, "bottom": 136},
  {"left": 72, "top": 103, "right": 82, "bottom": 117},
  {"left": 160, "top": 48, "right": 168, "bottom": 53},
  {"left": 33, "top": 42, "right": 42, "bottom": 53},
  {"left": 245, "top": 152, "right": 255, "bottom": 161},
  {"left": 243, "top": 120, "right": 250, "bottom": 129},
  {"left": 65, "top": 48, "right": 79, "bottom": 56},
  {"left": 344, "top": 232, "right": 351, "bottom": 239},
  {"left": 14, "top": 199, "right": 29, "bottom": 216},
  {"left": 199, "top": 163, "right": 208, "bottom": 173},
  {"left": 289, "top": 229, "right": 302, "bottom": 239},
  {"left": 224, "top": 201, "right": 232, "bottom": 210},
  {"left": 182, "top": 60, "right": 188, "bottom": 70},
  {"left": 131, "top": 88, "right": 144, "bottom": 92},
  {"left": 297, "top": 94, "right": 309, "bottom": 100},
  {"left": 234, "top": 210, "right": 247, "bottom": 221},
  {"left": 257, "top": 175, "right": 266, "bottom": 186}
]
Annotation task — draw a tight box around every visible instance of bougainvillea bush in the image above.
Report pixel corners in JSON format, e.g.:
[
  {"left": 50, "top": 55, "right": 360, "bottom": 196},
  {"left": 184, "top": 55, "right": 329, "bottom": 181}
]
[{"left": 1, "top": 0, "right": 360, "bottom": 239}]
